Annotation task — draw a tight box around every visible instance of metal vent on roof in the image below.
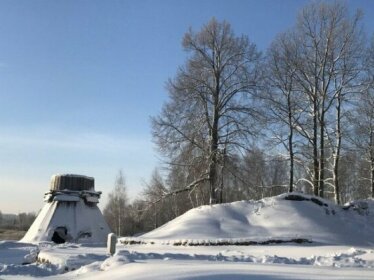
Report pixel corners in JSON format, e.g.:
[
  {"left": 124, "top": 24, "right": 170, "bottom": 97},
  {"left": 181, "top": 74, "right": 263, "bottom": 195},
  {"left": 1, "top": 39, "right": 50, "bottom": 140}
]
[{"left": 50, "top": 174, "right": 94, "bottom": 191}]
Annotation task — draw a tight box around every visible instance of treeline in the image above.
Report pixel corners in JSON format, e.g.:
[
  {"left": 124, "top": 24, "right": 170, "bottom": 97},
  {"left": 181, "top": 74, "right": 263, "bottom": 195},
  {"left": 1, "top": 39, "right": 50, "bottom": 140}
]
[
  {"left": 104, "top": 1, "right": 374, "bottom": 236},
  {"left": 0, "top": 210, "right": 36, "bottom": 231}
]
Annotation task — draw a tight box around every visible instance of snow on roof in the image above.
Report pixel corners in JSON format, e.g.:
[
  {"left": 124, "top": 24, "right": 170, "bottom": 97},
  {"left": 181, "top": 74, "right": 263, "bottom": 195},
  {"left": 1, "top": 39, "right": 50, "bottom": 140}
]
[
  {"left": 21, "top": 174, "right": 110, "bottom": 244},
  {"left": 21, "top": 198, "right": 111, "bottom": 244}
]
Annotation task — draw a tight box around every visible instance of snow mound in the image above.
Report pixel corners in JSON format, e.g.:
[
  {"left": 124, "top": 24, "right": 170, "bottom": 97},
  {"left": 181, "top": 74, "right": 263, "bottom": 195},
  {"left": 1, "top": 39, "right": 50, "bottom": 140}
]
[
  {"left": 37, "top": 243, "right": 108, "bottom": 273},
  {"left": 0, "top": 241, "right": 39, "bottom": 265},
  {"left": 343, "top": 199, "right": 374, "bottom": 216},
  {"left": 140, "top": 193, "right": 374, "bottom": 245}
]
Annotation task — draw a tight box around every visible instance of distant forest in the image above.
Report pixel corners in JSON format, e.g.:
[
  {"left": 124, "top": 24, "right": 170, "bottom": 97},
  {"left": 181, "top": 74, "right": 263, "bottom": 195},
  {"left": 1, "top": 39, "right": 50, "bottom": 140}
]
[
  {"left": 0, "top": 212, "right": 36, "bottom": 230},
  {"left": 103, "top": 1, "right": 374, "bottom": 236},
  {"left": 0, "top": 211, "right": 36, "bottom": 240}
]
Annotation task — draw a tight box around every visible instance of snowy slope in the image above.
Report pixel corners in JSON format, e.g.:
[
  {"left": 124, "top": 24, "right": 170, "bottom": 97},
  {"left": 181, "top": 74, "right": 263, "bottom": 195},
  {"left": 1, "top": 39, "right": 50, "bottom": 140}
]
[
  {"left": 140, "top": 193, "right": 374, "bottom": 245},
  {"left": 1, "top": 193, "right": 374, "bottom": 279}
]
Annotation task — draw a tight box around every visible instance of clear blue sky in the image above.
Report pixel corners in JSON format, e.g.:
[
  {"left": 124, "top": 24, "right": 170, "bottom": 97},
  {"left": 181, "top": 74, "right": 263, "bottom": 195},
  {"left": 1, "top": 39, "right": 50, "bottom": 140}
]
[{"left": 0, "top": 0, "right": 373, "bottom": 213}]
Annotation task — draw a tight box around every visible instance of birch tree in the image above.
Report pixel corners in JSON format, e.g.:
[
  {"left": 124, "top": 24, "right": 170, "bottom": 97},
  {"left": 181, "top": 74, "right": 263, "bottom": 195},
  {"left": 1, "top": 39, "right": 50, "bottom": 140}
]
[
  {"left": 103, "top": 170, "right": 128, "bottom": 236},
  {"left": 142, "top": 169, "right": 172, "bottom": 229},
  {"left": 265, "top": 31, "right": 304, "bottom": 193},
  {"left": 152, "top": 18, "right": 262, "bottom": 204},
  {"left": 287, "top": 2, "right": 364, "bottom": 199},
  {"left": 349, "top": 37, "right": 374, "bottom": 198},
  {"left": 349, "top": 91, "right": 374, "bottom": 198}
]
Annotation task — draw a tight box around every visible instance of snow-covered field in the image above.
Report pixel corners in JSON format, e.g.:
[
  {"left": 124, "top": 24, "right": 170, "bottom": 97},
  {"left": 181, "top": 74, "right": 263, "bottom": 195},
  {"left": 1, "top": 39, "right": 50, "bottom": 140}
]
[{"left": 1, "top": 193, "right": 374, "bottom": 279}]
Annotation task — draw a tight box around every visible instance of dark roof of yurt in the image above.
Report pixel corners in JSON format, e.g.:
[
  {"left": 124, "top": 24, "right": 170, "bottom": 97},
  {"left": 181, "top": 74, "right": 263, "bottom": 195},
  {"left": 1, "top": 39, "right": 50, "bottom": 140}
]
[{"left": 50, "top": 174, "right": 94, "bottom": 191}]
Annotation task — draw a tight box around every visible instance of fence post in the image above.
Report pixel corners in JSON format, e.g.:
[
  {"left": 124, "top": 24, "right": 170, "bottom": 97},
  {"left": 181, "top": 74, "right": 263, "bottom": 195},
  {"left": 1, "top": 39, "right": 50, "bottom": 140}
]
[{"left": 107, "top": 233, "right": 117, "bottom": 256}]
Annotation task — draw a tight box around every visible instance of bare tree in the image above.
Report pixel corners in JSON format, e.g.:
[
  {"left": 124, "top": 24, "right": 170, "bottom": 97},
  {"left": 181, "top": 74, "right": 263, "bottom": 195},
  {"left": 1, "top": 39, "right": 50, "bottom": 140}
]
[
  {"left": 282, "top": 2, "right": 364, "bottom": 199},
  {"left": 103, "top": 170, "right": 128, "bottom": 236},
  {"left": 142, "top": 169, "right": 171, "bottom": 229},
  {"left": 152, "top": 18, "right": 262, "bottom": 204},
  {"left": 364, "top": 36, "right": 374, "bottom": 198},
  {"left": 349, "top": 82, "right": 374, "bottom": 197},
  {"left": 265, "top": 31, "right": 305, "bottom": 193},
  {"left": 241, "top": 147, "right": 267, "bottom": 199},
  {"left": 17, "top": 212, "right": 36, "bottom": 231}
]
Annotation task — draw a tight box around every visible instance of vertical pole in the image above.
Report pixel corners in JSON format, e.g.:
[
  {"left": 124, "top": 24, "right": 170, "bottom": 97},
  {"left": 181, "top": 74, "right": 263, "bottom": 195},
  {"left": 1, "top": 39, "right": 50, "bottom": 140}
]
[{"left": 107, "top": 233, "right": 117, "bottom": 256}]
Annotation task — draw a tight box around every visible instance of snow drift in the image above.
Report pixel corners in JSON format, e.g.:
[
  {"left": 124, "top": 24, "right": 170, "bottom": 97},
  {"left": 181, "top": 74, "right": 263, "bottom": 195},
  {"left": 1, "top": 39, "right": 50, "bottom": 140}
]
[{"left": 139, "top": 193, "right": 374, "bottom": 246}]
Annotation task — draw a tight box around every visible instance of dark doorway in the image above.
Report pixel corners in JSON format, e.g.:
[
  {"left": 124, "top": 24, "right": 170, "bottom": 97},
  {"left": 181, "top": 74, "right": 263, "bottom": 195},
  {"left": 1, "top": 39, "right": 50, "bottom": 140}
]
[{"left": 51, "top": 226, "right": 68, "bottom": 244}]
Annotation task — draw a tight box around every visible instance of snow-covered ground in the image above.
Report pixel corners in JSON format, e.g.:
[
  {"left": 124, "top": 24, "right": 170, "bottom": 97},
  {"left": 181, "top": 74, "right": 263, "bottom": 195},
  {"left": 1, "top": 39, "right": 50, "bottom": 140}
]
[
  {"left": 139, "top": 193, "right": 374, "bottom": 246},
  {"left": 1, "top": 242, "right": 374, "bottom": 279},
  {"left": 1, "top": 193, "right": 374, "bottom": 279}
]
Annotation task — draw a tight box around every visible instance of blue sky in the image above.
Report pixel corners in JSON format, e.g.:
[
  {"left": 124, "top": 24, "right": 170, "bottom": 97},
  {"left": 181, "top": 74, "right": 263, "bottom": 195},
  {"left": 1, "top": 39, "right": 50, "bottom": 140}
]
[{"left": 0, "top": 0, "right": 373, "bottom": 213}]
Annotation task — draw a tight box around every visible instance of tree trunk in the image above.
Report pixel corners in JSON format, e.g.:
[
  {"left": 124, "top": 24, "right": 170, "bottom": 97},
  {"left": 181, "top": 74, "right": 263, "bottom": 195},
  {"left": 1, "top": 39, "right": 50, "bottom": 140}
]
[
  {"left": 370, "top": 130, "right": 374, "bottom": 198},
  {"left": 319, "top": 110, "right": 325, "bottom": 198},
  {"left": 153, "top": 203, "right": 158, "bottom": 229},
  {"left": 218, "top": 150, "right": 226, "bottom": 203},
  {"left": 208, "top": 130, "right": 218, "bottom": 204},
  {"left": 333, "top": 94, "right": 342, "bottom": 204},
  {"left": 219, "top": 171, "right": 224, "bottom": 203},
  {"left": 209, "top": 66, "right": 220, "bottom": 205},
  {"left": 313, "top": 98, "right": 319, "bottom": 196},
  {"left": 371, "top": 155, "right": 374, "bottom": 199},
  {"left": 288, "top": 93, "right": 294, "bottom": 193},
  {"left": 118, "top": 201, "right": 121, "bottom": 236}
]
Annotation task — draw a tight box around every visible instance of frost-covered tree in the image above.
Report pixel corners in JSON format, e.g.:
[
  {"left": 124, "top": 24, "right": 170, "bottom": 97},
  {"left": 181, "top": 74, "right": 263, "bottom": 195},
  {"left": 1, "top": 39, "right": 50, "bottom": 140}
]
[
  {"left": 264, "top": 31, "right": 305, "bottom": 193},
  {"left": 103, "top": 170, "right": 128, "bottom": 236},
  {"left": 142, "top": 169, "right": 172, "bottom": 229},
  {"left": 272, "top": 2, "right": 365, "bottom": 200},
  {"left": 349, "top": 44, "right": 374, "bottom": 198},
  {"left": 363, "top": 36, "right": 374, "bottom": 198},
  {"left": 152, "top": 18, "right": 262, "bottom": 204}
]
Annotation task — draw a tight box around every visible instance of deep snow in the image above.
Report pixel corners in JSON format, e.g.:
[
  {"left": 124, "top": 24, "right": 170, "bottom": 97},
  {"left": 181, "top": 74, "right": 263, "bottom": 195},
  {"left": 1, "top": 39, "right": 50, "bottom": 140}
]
[
  {"left": 139, "top": 193, "right": 374, "bottom": 246},
  {"left": 2, "top": 242, "right": 374, "bottom": 279},
  {"left": 1, "top": 193, "right": 374, "bottom": 279}
]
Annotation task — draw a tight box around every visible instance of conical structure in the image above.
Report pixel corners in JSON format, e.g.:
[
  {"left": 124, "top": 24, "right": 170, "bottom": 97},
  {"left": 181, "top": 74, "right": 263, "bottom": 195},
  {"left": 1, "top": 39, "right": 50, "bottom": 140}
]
[{"left": 21, "top": 174, "right": 111, "bottom": 244}]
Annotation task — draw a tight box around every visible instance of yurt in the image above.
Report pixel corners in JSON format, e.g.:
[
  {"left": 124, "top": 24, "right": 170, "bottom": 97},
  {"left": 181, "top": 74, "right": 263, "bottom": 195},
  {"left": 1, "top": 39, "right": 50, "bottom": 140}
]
[{"left": 21, "top": 174, "right": 111, "bottom": 244}]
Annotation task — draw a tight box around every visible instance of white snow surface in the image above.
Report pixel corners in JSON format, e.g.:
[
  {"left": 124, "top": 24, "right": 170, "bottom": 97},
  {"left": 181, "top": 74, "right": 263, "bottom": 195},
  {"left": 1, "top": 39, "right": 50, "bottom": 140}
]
[
  {"left": 2, "top": 193, "right": 374, "bottom": 279},
  {"left": 140, "top": 193, "right": 374, "bottom": 245},
  {"left": 1, "top": 242, "right": 374, "bottom": 279}
]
